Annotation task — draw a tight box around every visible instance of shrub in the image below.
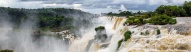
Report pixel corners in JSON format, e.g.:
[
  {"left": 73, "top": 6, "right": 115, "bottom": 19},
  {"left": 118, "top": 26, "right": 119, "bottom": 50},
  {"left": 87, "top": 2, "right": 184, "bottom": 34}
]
[
  {"left": 169, "top": 19, "right": 177, "bottom": 24},
  {"left": 125, "top": 17, "right": 145, "bottom": 25},
  {"left": 124, "top": 30, "right": 131, "bottom": 41},
  {"left": 95, "top": 26, "right": 105, "bottom": 31},
  {"left": 148, "top": 14, "right": 176, "bottom": 25},
  {"left": 117, "top": 39, "right": 123, "bottom": 50},
  {"left": 157, "top": 29, "right": 160, "bottom": 35}
]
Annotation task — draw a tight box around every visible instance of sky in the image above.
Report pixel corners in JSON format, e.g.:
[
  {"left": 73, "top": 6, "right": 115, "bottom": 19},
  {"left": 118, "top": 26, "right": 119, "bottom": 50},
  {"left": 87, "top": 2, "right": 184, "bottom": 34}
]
[{"left": 0, "top": 0, "right": 191, "bottom": 14}]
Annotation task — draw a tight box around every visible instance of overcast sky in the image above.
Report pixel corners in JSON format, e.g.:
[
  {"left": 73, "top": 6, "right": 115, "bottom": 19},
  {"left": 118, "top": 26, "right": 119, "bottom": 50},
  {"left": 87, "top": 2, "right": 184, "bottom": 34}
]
[{"left": 0, "top": 0, "right": 191, "bottom": 14}]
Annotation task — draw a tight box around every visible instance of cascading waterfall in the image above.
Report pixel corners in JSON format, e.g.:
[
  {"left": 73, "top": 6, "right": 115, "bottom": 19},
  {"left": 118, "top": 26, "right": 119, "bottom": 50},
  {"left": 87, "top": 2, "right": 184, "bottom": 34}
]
[{"left": 68, "top": 16, "right": 191, "bottom": 52}]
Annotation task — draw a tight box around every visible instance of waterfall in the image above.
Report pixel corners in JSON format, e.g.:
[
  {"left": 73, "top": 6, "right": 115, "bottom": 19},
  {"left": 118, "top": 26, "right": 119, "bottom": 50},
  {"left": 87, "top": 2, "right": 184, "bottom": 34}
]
[{"left": 68, "top": 16, "right": 191, "bottom": 52}]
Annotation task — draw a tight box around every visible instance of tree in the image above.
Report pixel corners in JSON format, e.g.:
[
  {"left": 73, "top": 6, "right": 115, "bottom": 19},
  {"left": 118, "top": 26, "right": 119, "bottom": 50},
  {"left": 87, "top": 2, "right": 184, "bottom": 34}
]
[
  {"left": 148, "top": 14, "right": 176, "bottom": 25},
  {"left": 157, "top": 29, "right": 160, "bottom": 35},
  {"left": 155, "top": 5, "right": 187, "bottom": 17},
  {"left": 124, "top": 30, "right": 131, "bottom": 41},
  {"left": 183, "top": 1, "right": 191, "bottom": 16}
]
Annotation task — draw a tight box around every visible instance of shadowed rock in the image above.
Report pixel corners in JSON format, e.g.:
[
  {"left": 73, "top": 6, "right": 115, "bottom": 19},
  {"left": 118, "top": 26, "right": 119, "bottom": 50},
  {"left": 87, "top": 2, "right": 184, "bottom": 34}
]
[{"left": 86, "top": 26, "right": 108, "bottom": 52}]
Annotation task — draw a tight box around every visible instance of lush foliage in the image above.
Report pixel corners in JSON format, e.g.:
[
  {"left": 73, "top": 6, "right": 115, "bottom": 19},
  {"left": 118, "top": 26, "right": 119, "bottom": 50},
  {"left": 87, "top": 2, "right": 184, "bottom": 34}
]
[
  {"left": 125, "top": 14, "right": 176, "bottom": 25},
  {"left": 155, "top": 5, "right": 187, "bottom": 17},
  {"left": 95, "top": 26, "right": 105, "bottom": 31},
  {"left": 108, "top": 1, "right": 191, "bottom": 26},
  {"left": 107, "top": 11, "right": 132, "bottom": 17},
  {"left": 0, "top": 7, "right": 93, "bottom": 31},
  {"left": 117, "top": 39, "right": 123, "bottom": 50},
  {"left": 125, "top": 17, "right": 145, "bottom": 25},
  {"left": 147, "top": 14, "right": 177, "bottom": 25},
  {"left": 116, "top": 30, "right": 132, "bottom": 50},
  {"left": 107, "top": 1, "right": 191, "bottom": 17},
  {"left": 38, "top": 15, "right": 73, "bottom": 31},
  {"left": 157, "top": 29, "right": 161, "bottom": 35},
  {"left": 183, "top": 1, "right": 191, "bottom": 16},
  {"left": 155, "top": 1, "right": 191, "bottom": 17},
  {"left": 124, "top": 30, "right": 131, "bottom": 41}
]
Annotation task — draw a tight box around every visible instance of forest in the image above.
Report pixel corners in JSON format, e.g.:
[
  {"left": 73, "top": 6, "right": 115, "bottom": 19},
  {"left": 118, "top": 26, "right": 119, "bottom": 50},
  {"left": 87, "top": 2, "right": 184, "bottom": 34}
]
[
  {"left": 0, "top": 7, "right": 93, "bottom": 32},
  {"left": 107, "top": 1, "right": 191, "bottom": 25}
]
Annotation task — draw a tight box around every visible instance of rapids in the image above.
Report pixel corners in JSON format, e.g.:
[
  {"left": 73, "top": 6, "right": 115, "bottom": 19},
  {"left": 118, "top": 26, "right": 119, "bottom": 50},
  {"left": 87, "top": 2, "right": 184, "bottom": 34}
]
[{"left": 68, "top": 16, "right": 191, "bottom": 52}]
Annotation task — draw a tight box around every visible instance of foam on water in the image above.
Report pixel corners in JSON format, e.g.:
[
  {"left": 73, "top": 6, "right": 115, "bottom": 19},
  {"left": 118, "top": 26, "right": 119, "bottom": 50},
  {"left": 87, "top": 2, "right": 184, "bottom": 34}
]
[{"left": 68, "top": 16, "right": 191, "bottom": 52}]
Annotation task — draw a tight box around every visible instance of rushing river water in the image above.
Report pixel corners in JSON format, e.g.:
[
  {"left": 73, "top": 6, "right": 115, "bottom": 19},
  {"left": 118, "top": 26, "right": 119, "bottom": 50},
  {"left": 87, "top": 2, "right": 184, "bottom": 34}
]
[
  {"left": 1, "top": 16, "right": 191, "bottom": 52},
  {"left": 68, "top": 16, "right": 191, "bottom": 52}
]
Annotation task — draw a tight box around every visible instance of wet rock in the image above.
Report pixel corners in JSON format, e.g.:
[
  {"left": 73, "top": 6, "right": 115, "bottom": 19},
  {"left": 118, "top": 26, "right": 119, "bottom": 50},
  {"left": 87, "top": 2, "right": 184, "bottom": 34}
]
[
  {"left": 94, "top": 26, "right": 107, "bottom": 42},
  {"left": 100, "top": 43, "right": 109, "bottom": 48},
  {"left": 162, "top": 24, "right": 191, "bottom": 35},
  {"left": 86, "top": 26, "right": 108, "bottom": 51}
]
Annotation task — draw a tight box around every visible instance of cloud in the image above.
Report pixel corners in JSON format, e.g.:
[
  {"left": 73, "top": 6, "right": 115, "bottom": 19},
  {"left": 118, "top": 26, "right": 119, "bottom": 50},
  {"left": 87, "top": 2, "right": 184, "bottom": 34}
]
[{"left": 0, "top": 0, "right": 191, "bottom": 14}]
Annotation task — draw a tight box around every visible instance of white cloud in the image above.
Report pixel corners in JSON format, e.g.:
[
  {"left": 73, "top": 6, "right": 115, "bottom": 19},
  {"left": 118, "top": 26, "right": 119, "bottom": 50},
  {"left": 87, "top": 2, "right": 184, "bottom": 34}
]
[
  {"left": 0, "top": 0, "right": 43, "bottom": 9},
  {"left": 42, "top": 4, "right": 73, "bottom": 8},
  {"left": 112, "top": 0, "right": 147, "bottom": 5},
  {"left": 120, "top": 4, "right": 127, "bottom": 11},
  {"left": 0, "top": 0, "right": 191, "bottom": 14},
  {"left": 73, "top": 4, "right": 82, "bottom": 9},
  {"left": 149, "top": 0, "right": 168, "bottom": 5},
  {"left": 0, "top": 0, "right": 9, "bottom": 7}
]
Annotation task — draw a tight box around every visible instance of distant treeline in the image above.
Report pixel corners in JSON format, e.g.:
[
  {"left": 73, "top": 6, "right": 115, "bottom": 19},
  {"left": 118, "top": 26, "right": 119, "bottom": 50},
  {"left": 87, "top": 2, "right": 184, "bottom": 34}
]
[
  {"left": 0, "top": 7, "right": 93, "bottom": 31},
  {"left": 107, "top": 1, "right": 191, "bottom": 17},
  {"left": 107, "top": 1, "right": 191, "bottom": 25}
]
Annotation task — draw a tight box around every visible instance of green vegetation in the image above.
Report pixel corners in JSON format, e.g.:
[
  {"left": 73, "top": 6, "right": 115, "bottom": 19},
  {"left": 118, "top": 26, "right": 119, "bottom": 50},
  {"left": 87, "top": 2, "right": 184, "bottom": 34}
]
[
  {"left": 124, "top": 30, "right": 131, "bottom": 41},
  {"left": 147, "top": 14, "right": 176, "bottom": 25},
  {"left": 107, "top": 1, "right": 191, "bottom": 17},
  {"left": 38, "top": 15, "right": 73, "bottom": 31},
  {"left": 107, "top": 11, "right": 132, "bottom": 17},
  {"left": 0, "top": 7, "right": 93, "bottom": 31},
  {"left": 157, "top": 29, "right": 161, "bottom": 35},
  {"left": 95, "top": 26, "right": 105, "bottom": 31},
  {"left": 108, "top": 1, "right": 191, "bottom": 25},
  {"left": 125, "top": 14, "right": 176, "bottom": 25},
  {"left": 155, "top": 5, "right": 187, "bottom": 17},
  {"left": 0, "top": 50, "right": 13, "bottom": 52},
  {"left": 125, "top": 17, "right": 145, "bottom": 25},
  {"left": 117, "top": 39, "right": 123, "bottom": 50},
  {"left": 183, "top": 1, "right": 191, "bottom": 16},
  {"left": 116, "top": 30, "right": 132, "bottom": 50}
]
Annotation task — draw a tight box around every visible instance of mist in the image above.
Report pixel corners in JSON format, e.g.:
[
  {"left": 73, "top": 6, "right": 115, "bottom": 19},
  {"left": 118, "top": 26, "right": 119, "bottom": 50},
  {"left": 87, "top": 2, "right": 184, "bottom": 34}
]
[{"left": 0, "top": 14, "right": 68, "bottom": 52}]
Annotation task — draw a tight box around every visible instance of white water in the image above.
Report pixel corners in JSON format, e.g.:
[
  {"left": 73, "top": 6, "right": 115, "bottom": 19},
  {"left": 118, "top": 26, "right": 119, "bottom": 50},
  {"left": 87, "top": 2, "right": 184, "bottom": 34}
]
[{"left": 68, "top": 16, "right": 191, "bottom": 52}]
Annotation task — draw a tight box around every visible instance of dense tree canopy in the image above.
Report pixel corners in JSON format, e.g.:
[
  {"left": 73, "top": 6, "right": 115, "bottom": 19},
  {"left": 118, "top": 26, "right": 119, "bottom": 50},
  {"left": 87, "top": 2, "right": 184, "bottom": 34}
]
[
  {"left": 0, "top": 7, "right": 93, "bottom": 31},
  {"left": 147, "top": 14, "right": 176, "bottom": 25},
  {"left": 107, "top": 11, "right": 132, "bottom": 17},
  {"left": 113, "top": 1, "right": 191, "bottom": 26},
  {"left": 107, "top": 1, "right": 191, "bottom": 17},
  {"left": 183, "top": 1, "right": 191, "bottom": 16},
  {"left": 125, "top": 17, "right": 145, "bottom": 25},
  {"left": 155, "top": 5, "right": 187, "bottom": 17}
]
